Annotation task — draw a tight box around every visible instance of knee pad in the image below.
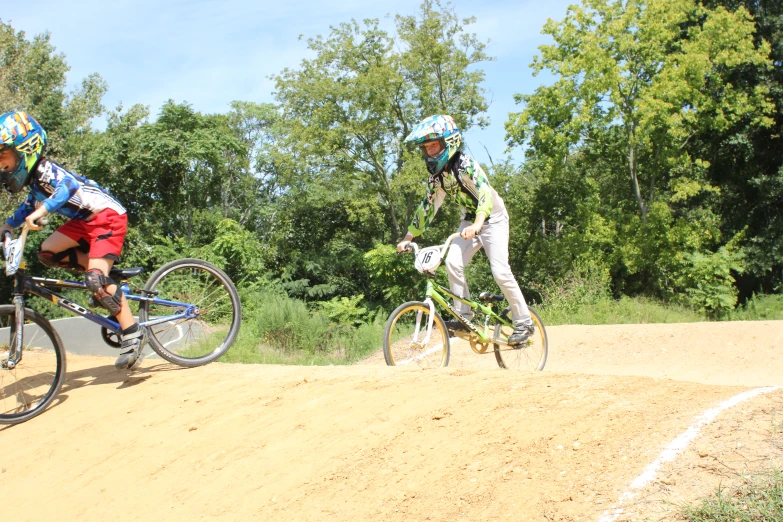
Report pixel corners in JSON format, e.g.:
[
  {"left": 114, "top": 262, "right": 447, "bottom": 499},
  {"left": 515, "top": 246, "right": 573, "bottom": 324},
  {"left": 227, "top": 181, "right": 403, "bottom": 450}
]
[
  {"left": 86, "top": 268, "right": 123, "bottom": 315},
  {"left": 37, "top": 248, "right": 83, "bottom": 271}
]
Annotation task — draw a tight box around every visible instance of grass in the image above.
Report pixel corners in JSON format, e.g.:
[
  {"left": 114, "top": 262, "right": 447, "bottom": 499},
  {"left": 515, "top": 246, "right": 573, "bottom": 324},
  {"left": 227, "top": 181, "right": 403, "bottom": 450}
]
[
  {"left": 729, "top": 294, "right": 783, "bottom": 321},
  {"left": 540, "top": 295, "right": 704, "bottom": 326},
  {"left": 681, "top": 469, "right": 783, "bottom": 521},
  {"left": 540, "top": 294, "right": 783, "bottom": 326}
]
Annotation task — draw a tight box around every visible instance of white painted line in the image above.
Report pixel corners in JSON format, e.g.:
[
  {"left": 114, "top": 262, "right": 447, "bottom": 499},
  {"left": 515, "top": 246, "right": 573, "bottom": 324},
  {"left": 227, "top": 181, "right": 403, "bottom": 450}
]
[{"left": 598, "top": 386, "right": 783, "bottom": 522}]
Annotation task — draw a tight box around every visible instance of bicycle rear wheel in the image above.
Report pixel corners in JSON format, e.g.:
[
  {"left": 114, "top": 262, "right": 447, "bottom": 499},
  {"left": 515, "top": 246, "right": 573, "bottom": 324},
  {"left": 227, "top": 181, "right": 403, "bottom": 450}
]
[
  {"left": 493, "top": 307, "right": 548, "bottom": 371},
  {"left": 139, "top": 258, "right": 242, "bottom": 368},
  {"left": 383, "top": 301, "right": 450, "bottom": 368},
  {"left": 0, "top": 305, "right": 66, "bottom": 425}
]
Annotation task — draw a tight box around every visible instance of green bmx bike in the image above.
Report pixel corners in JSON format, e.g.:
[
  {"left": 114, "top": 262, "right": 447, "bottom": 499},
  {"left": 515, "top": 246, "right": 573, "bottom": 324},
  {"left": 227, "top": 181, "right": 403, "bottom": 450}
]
[{"left": 383, "top": 232, "right": 548, "bottom": 371}]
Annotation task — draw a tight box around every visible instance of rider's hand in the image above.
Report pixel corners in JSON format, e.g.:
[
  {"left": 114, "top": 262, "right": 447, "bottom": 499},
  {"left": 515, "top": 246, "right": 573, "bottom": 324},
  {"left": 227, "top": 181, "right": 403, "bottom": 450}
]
[
  {"left": 25, "top": 208, "right": 48, "bottom": 231},
  {"left": 0, "top": 223, "right": 12, "bottom": 237},
  {"left": 397, "top": 233, "right": 414, "bottom": 253},
  {"left": 460, "top": 224, "right": 482, "bottom": 240},
  {"left": 397, "top": 240, "right": 411, "bottom": 253},
  {"left": 25, "top": 215, "right": 43, "bottom": 231}
]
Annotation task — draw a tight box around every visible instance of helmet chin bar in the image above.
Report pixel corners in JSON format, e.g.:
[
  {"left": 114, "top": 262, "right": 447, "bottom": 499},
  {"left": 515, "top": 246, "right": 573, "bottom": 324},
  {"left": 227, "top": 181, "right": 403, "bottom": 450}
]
[{"left": 4, "top": 153, "right": 31, "bottom": 193}]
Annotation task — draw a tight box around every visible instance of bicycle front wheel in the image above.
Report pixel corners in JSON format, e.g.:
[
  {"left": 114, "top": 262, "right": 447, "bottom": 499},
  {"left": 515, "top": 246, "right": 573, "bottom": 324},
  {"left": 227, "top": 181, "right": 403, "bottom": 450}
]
[
  {"left": 139, "top": 258, "right": 242, "bottom": 368},
  {"left": 383, "top": 301, "right": 450, "bottom": 368},
  {"left": 0, "top": 305, "right": 66, "bottom": 425},
  {"left": 493, "top": 307, "right": 548, "bottom": 371}
]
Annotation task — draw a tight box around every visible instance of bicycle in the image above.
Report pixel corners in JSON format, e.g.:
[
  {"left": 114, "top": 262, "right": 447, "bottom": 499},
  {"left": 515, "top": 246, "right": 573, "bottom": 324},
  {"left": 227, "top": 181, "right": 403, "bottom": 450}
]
[
  {"left": 0, "top": 223, "right": 242, "bottom": 425},
  {"left": 383, "top": 232, "right": 547, "bottom": 371}
]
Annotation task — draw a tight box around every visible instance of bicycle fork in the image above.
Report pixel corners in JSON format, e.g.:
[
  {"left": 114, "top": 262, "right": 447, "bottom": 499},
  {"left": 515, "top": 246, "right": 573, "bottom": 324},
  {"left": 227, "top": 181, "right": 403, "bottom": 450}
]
[
  {"left": 412, "top": 297, "right": 437, "bottom": 348},
  {"left": 4, "top": 295, "right": 25, "bottom": 369}
]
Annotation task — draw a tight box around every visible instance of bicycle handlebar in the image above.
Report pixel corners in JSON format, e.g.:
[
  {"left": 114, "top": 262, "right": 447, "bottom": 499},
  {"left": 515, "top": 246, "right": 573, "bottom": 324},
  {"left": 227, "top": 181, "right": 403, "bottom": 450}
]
[
  {"left": 403, "top": 232, "right": 461, "bottom": 257},
  {"left": 3, "top": 218, "right": 48, "bottom": 276}
]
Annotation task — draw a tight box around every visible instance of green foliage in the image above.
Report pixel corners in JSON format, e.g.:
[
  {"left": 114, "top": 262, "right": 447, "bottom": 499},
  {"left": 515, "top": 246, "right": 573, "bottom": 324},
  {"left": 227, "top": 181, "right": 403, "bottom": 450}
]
[
  {"left": 535, "top": 258, "right": 613, "bottom": 316},
  {"left": 223, "top": 286, "right": 384, "bottom": 365},
  {"left": 673, "top": 245, "right": 745, "bottom": 317},
  {"left": 272, "top": 0, "right": 491, "bottom": 241},
  {"left": 364, "top": 243, "right": 423, "bottom": 306},
  {"left": 730, "top": 293, "right": 783, "bottom": 321},
  {"left": 316, "top": 294, "right": 368, "bottom": 326}
]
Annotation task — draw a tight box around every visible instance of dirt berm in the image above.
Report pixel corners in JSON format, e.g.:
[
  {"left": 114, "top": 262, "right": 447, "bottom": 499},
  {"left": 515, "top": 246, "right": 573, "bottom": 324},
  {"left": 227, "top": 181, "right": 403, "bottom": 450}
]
[{"left": 3, "top": 320, "right": 782, "bottom": 521}]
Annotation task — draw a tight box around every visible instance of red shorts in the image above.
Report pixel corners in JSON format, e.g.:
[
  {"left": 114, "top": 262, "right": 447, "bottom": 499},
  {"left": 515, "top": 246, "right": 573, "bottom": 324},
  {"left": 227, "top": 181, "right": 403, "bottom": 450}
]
[{"left": 56, "top": 209, "right": 128, "bottom": 262}]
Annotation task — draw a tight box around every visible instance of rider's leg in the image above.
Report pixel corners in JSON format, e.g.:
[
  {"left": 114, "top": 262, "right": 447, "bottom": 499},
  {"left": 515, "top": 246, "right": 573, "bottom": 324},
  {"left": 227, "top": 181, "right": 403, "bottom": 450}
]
[
  {"left": 479, "top": 217, "right": 531, "bottom": 323},
  {"left": 479, "top": 217, "right": 535, "bottom": 344},
  {"left": 87, "top": 257, "right": 143, "bottom": 369},
  {"left": 444, "top": 220, "right": 483, "bottom": 320},
  {"left": 86, "top": 258, "right": 133, "bottom": 328},
  {"left": 37, "top": 232, "right": 88, "bottom": 271}
]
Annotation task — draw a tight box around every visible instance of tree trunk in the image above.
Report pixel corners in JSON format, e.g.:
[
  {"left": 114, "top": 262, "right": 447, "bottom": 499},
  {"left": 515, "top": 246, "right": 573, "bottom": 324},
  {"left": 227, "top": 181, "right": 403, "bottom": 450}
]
[{"left": 628, "top": 141, "right": 647, "bottom": 222}]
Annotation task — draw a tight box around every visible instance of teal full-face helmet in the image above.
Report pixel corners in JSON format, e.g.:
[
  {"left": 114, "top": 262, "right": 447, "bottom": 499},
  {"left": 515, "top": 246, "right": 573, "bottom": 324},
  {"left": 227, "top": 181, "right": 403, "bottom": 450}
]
[
  {"left": 404, "top": 115, "right": 462, "bottom": 175},
  {"left": 0, "top": 111, "right": 47, "bottom": 193}
]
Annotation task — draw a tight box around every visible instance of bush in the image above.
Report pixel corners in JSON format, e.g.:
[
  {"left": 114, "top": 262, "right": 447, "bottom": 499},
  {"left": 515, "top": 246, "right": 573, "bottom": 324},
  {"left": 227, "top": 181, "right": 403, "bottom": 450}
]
[
  {"left": 534, "top": 258, "right": 612, "bottom": 316},
  {"left": 222, "top": 286, "right": 384, "bottom": 365}
]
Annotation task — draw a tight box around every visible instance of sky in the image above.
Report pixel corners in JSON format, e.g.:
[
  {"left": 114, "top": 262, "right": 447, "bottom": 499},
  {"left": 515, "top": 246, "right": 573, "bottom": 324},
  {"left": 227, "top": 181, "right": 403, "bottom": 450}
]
[{"left": 3, "top": 0, "right": 574, "bottom": 165}]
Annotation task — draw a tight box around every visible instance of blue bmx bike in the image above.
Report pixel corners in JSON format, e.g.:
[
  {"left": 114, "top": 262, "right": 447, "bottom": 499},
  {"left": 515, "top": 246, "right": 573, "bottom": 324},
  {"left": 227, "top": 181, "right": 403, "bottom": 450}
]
[{"left": 0, "top": 223, "right": 242, "bottom": 425}]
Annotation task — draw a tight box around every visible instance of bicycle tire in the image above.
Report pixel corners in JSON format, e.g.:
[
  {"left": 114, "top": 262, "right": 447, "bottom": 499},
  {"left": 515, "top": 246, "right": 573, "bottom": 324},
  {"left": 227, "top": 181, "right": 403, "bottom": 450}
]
[
  {"left": 493, "top": 307, "right": 548, "bottom": 371},
  {"left": 383, "top": 301, "right": 450, "bottom": 368},
  {"left": 0, "top": 305, "right": 66, "bottom": 425},
  {"left": 138, "top": 258, "right": 242, "bottom": 368}
]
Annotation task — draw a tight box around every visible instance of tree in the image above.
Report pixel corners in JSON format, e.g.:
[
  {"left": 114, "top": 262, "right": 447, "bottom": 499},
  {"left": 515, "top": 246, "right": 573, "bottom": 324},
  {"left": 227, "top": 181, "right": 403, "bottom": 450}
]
[
  {"left": 505, "top": 0, "right": 775, "bottom": 309},
  {"left": 507, "top": 0, "right": 773, "bottom": 222},
  {"left": 0, "top": 19, "right": 106, "bottom": 164},
  {"left": 81, "top": 101, "right": 247, "bottom": 242},
  {"left": 272, "top": 0, "right": 492, "bottom": 241}
]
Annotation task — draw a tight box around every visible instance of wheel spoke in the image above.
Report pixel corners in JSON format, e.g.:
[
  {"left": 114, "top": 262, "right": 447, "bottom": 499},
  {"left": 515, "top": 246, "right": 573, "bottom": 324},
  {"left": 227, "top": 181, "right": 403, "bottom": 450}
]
[
  {"left": 384, "top": 303, "right": 449, "bottom": 368},
  {"left": 0, "top": 306, "right": 64, "bottom": 424},
  {"left": 139, "top": 261, "right": 240, "bottom": 366},
  {"left": 493, "top": 309, "right": 548, "bottom": 371}
]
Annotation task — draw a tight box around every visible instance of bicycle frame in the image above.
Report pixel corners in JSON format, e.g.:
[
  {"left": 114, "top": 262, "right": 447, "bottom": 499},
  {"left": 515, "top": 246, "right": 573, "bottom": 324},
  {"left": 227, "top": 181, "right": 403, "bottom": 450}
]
[
  {"left": 405, "top": 232, "right": 513, "bottom": 348},
  {"left": 14, "top": 272, "right": 196, "bottom": 333},
  {"left": 424, "top": 280, "right": 511, "bottom": 344},
  {"left": 2, "top": 224, "right": 195, "bottom": 367}
]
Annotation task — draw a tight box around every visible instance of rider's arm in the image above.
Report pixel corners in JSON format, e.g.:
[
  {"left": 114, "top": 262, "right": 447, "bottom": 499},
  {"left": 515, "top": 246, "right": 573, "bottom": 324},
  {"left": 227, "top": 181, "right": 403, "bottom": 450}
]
[
  {"left": 407, "top": 184, "right": 446, "bottom": 238},
  {"left": 460, "top": 205, "right": 487, "bottom": 240},
  {"left": 469, "top": 157, "right": 494, "bottom": 221},
  {"left": 7, "top": 193, "right": 36, "bottom": 228},
  {"left": 40, "top": 172, "right": 79, "bottom": 214}
]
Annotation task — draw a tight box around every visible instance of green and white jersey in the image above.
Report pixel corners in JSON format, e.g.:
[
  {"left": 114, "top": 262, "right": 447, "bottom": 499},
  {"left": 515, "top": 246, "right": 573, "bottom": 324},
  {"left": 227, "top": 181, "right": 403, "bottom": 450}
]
[{"left": 408, "top": 152, "right": 507, "bottom": 238}]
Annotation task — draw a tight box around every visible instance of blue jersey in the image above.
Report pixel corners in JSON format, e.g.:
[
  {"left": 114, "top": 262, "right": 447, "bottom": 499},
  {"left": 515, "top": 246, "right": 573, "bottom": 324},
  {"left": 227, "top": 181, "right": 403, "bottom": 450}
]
[{"left": 7, "top": 158, "right": 126, "bottom": 228}]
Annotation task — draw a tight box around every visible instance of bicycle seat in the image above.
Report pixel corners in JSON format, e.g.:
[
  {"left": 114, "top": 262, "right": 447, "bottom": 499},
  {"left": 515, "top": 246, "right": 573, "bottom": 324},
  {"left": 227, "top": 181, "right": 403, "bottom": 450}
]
[
  {"left": 479, "top": 292, "right": 504, "bottom": 302},
  {"left": 109, "top": 267, "right": 145, "bottom": 280}
]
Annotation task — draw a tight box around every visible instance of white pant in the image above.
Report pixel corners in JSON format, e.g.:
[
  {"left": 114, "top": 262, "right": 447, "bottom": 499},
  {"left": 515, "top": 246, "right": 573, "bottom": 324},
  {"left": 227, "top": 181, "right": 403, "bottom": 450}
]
[{"left": 445, "top": 218, "right": 531, "bottom": 324}]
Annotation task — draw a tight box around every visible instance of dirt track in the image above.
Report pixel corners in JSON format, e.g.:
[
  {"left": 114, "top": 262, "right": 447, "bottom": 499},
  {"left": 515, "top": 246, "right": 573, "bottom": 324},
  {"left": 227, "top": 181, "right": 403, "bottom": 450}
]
[{"left": 3, "top": 320, "right": 782, "bottom": 521}]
